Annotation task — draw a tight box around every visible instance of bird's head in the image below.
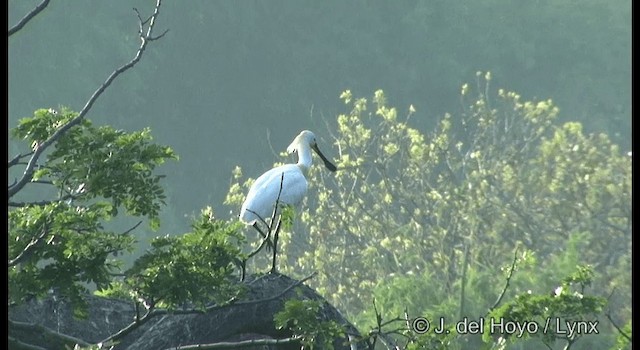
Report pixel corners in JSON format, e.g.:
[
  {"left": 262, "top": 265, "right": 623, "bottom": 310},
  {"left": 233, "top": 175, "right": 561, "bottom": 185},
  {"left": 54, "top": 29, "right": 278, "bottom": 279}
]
[
  {"left": 287, "top": 130, "right": 337, "bottom": 172},
  {"left": 287, "top": 130, "right": 316, "bottom": 153}
]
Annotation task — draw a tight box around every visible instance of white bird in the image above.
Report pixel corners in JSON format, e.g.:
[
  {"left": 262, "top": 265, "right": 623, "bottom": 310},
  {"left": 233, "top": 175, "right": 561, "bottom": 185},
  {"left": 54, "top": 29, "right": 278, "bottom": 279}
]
[{"left": 239, "top": 130, "right": 336, "bottom": 274}]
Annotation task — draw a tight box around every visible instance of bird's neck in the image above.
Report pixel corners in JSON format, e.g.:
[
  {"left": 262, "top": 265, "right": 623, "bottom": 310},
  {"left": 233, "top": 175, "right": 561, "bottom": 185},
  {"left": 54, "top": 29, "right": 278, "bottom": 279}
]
[{"left": 296, "top": 147, "right": 313, "bottom": 174}]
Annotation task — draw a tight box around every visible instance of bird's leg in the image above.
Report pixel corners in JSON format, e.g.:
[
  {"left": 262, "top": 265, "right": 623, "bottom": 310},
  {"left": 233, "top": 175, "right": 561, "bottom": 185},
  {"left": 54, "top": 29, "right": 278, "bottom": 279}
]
[
  {"left": 251, "top": 222, "right": 274, "bottom": 252},
  {"left": 246, "top": 222, "right": 273, "bottom": 263},
  {"left": 270, "top": 216, "right": 283, "bottom": 274}
]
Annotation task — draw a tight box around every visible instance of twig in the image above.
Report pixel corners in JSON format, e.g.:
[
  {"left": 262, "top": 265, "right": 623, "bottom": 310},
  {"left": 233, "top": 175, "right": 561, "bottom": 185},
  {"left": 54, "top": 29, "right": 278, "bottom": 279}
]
[
  {"left": 9, "top": 319, "right": 90, "bottom": 348},
  {"left": 459, "top": 242, "right": 469, "bottom": 320},
  {"left": 270, "top": 172, "right": 286, "bottom": 273},
  {"left": 9, "top": 193, "right": 77, "bottom": 207},
  {"left": 605, "top": 312, "right": 631, "bottom": 343},
  {"left": 243, "top": 171, "right": 286, "bottom": 273},
  {"left": 246, "top": 217, "right": 281, "bottom": 260},
  {"left": 8, "top": 0, "right": 166, "bottom": 198},
  {"left": 8, "top": 336, "right": 47, "bottom": 350},
  {"left": 165, "top": 335, "right": 303, "bottom": 350},
  {"left": 206, "top": 271, "right": 317, "bottom": 311},
  {"left": 8, "top": 221, "right": 49, "bottom": 267},
  {"left": 8, "top": 0, "right": 51, "bottom": 37},
  {"left": 489, "top": 246, "right": 519, "bottom": 312},
  {"left": 8, "top": 152, "right": 35, "bottom": 168},
  {"left": 122, "top": 221, "right": 143, "bottom": 235}
]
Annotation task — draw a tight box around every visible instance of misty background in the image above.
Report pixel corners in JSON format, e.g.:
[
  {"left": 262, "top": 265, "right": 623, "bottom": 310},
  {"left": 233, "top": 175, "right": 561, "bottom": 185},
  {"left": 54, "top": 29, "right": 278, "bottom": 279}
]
[{"left": 9, "top": 0, "right": 631, "bottom": 238}]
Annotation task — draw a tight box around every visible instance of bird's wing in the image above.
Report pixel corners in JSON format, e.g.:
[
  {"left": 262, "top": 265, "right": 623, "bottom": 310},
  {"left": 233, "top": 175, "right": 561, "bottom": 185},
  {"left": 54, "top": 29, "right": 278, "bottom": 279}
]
[{"left": 240, "top": 164, "right": 308, "bottom": 224}]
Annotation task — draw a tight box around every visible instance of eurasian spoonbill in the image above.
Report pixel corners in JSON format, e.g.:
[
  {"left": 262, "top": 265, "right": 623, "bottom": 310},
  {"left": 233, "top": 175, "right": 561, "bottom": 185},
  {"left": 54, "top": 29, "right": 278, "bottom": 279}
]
[{"left": 239, "top": 130, "right": 336, "bottom": 273}]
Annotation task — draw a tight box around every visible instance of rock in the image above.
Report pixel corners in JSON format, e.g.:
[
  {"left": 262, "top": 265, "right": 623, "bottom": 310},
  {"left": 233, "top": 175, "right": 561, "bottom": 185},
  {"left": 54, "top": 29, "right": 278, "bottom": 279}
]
[{"left": 9, "top": 273, "right": 364, "bottom": 350}]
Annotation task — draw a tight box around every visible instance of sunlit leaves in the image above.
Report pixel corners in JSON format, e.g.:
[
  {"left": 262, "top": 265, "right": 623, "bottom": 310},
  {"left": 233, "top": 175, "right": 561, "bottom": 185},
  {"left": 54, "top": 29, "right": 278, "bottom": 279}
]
[
  {"left": 274, "top": 298, "right": 345, "bottom": 350},
  {"left": 124, "top": 207, "right": 245, "bottom": 309},
  {"left": 11, "top": 108, "right": 81, "bottom": 144},
  {"left": 224, "top": 76, "right": 630, "bottom": 348},
  {"left": 44, "top": 120, "right": 177, "bottom": 220},
  {"left": 486, "top": 266, "right": 606, "bottom": 347},
  {"left": 9, "top": 107, "right": 177, "bottom": 316},
  {"left": 9, "top": 202, "right": 135, "bottom": 313},
  {"left": 339, "top": 90, "right": 352, "bottom": 105},
  {"left": 281, "top": 76, "right": 629, "bottom": 340}
]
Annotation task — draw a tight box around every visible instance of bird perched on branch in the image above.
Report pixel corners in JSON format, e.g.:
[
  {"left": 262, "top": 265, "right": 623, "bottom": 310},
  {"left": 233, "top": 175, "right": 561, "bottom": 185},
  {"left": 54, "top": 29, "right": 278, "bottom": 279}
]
[{"left": 239, "top": 130, "right": 337, "bottom": 273}]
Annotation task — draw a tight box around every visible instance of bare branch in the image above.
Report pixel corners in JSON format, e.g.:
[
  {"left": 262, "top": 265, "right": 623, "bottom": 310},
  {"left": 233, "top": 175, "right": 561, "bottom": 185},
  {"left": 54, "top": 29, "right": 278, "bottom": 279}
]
[
  {"left": 8, "top": 0, "right": 166, "bottom": 198},
  {"left": 246, "top": 218, "right": 281, "bottom": 260},
  {"left": 8, "top": 336, "right": 47, "bottom": 350},
  {"left": 163, "top": 335, "right": 303, "bottom": 350},
  {"left": 149, "top": 28, "right": 170, "bottom": 41},
  {"left": 205, "top": 271, "right": 317, "bottom": 311},
  {"left": 31, "top": 179, "right": 54, "bottom": 185},
  {"left": 9, "top": 319, "right": 90, "bottom": 348},
  {"left": 122, "top": 221, "right": 143, "bottom": 235},
  {"left": 8, "top": 151, "right": 34, "bottom": 168},
  {"left": 8, "top": 0, "right": 51, "bottom": 37}
]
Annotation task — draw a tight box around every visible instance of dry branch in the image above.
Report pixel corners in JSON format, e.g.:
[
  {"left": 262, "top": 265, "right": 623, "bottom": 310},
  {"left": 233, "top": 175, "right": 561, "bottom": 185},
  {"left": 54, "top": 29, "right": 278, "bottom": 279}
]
[{"left": 8, "top": 0, "right": 50, "bottom": 37}]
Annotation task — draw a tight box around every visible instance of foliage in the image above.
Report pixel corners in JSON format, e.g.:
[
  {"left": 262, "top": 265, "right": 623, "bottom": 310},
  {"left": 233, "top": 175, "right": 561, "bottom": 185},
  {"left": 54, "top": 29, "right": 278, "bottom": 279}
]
[
  {"left": 9, "top": 108, "right": 177, "bottom": 315},
  {"left": 9, "top": 201, "right": 134, "bottom": 317},
  {"left": 121, "top": 207, "right": 246, "bottom": 309},
  {"left": 12, "top": 108, "right": 177, "bottom": 223},
  {"left": 486, "top": 265, "right": 606, "bottom": 348},
  {"left": 226, "top": 74, "right": 631, "bottom": 349},
  {"left": 274, "top": 296, "right": 346, "bottom": 350},
  {"left": 612, "top": 320, "right": 631, "bottom": 350}
]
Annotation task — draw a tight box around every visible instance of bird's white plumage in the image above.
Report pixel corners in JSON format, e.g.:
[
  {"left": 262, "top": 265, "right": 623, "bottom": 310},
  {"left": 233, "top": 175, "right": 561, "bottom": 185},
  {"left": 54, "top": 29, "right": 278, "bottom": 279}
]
[
  {"left": 239, "top": 164, "right": 308, "bottom": 224},
  {"left": 239, "top": 130, "right": 334, "bottom": 226}
]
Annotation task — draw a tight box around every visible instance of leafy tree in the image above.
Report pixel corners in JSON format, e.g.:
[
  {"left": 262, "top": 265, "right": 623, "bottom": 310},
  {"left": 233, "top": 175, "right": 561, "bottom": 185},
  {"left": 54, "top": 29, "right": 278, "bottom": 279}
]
[
  {"left": 9, "top": 108, "right": 176, "bottom": 311},
  {"left": 9, "top": 3, "right": 359, "bottom": 349},
  {"left": 8, "top": 0, "right": 174, "bottom": 317},
  {"left": 486, "top": 265, "right": 606, "bottom": 349},
  {"left": 115, "top": 207, "right": 246, "bottom": 310},
  {"left": 275, "top": 297, "right": 346, "bottom": 350},
  {"left": 227, "top": 73, "right": 631, "bottom": 349}
]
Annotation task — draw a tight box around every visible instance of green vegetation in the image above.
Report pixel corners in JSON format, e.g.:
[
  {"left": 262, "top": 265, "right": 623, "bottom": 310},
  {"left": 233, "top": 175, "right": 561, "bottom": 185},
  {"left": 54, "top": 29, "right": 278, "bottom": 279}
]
[
  {"left": 275, "top": 297, "right": 346, "bottom": 350},
  {"left": 112, "top": 207, "right": 246, "bottom": 310},
  {"left": 9, "top": 1, "right": 630, "bottom": 349},
  {"left": 9, "top": 107, "right": 176, "bottom": 316},
  {"left": 228, "top": 77, "right": 631, "bottom": 349}
]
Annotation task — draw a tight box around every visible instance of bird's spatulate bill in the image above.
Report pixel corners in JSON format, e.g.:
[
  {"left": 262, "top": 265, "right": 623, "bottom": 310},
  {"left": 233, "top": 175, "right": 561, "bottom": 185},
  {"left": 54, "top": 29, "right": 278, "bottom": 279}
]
[{"left": 312, "top": 144, "right": 337, "bottom": 172}]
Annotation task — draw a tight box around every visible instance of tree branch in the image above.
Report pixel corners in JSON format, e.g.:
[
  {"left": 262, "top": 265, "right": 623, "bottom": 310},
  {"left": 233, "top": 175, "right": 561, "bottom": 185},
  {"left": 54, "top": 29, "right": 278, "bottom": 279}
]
[
  {"left": 122, "top": 221, "right": 143, "bottom": 235},
  {"left": 489, "top": 246, "right": 519, "bottom": 312},
  {"left": 8, "top": 336, "right": 47, "bottom": 350},
  {"left": 9, "top": 319, "right": 90, "bottom": 348},
  {"left": 8, "top": 152, "right": 34, "bottom": 168},
  {"left": 9, "top": 193, "right": 78, "bottom": 207},
  {"left": 8, "top": 0, "right": 50, "bottom": 37},
  {"left": 164, "top": 335, "right": 303, "bottom": 350},
  {"left": 8, "top": 221, "right": 49, "bottom": 267},
  {"left": 101, "top": 271, "right": 317, "bottom": 345},
  {"left": 8, "top": 0, "right": 166, "bottom": 198},
  {"left": 605, "top": 312, "right": 632, "bottom": 343}
]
